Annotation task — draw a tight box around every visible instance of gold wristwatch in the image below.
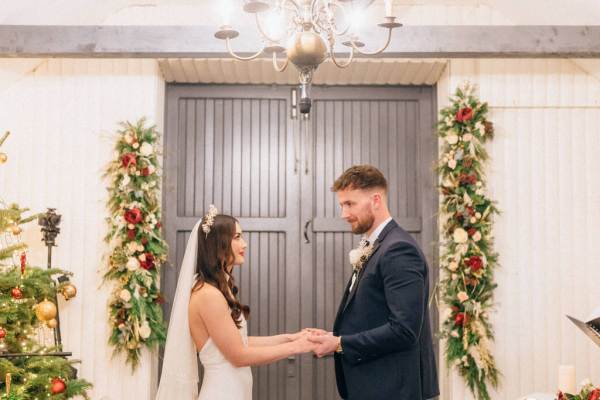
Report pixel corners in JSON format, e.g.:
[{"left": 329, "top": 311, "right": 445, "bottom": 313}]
[{"left": 335, "top": 337, "right": 343, "bottom": 353}]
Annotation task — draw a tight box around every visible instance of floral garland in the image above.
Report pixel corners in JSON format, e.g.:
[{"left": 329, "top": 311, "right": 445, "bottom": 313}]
[
  {"left": 104, "top": 118, "right": 168, "bottom": 370},
  {"left": 437, "top": 83, "right": 500, "bottom": 399},
  {"left": 559, "top": 381, "right": 600, "bottom": 400}
]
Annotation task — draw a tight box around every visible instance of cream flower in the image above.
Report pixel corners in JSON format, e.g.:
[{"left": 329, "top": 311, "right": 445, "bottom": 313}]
[
  {"left": 138, "top": 321, "right": 151, "bottom": 339},
  {"left": 348, "top": 248, "right": 362, "bottom": 266},
  {"left": 457, "top": 291, "right": 469, "bottom": 302},
  {"left": 451, "top": 330, "right": 460, "bottom": 338},
  {"left": 453, "top": 228, "right": 468, "bottom": 244},
  {"left": 448, "top": 261, "right": 459, "bottom": 271},
  {"left": 448, "top": 159, "right": 457, "bottom": 170},
  {"left": 132, "top": 142, "right": 140, "bottom": 149},
  {"left": 126, "top": 257, "right": 140, "bottom": 271},
  {"left": 472, "top": 231, "right": 482, "bottom": 242},
  {"left": 446, "top": 134, "right": 459, "bottom": 145},
  {"left": 140, "top": 142, "right": 153, "bottom": 156},
  {"left": 119, "top": 289, "right": 131, "bottom": 302},
  {"left": 463, "top": 133, "right": 473, "bottom": 142}
]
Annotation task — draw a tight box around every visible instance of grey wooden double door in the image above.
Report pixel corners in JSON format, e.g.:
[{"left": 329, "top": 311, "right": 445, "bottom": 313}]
[{"left": 162, "top": 84, "right": 438, "bottom": 400}]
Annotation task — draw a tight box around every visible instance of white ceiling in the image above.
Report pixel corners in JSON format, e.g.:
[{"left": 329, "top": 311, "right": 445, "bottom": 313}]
[
  {"left": 1, "top": 0, "right": 599, "bottom": 25},
  {"left": 158, "top": 58, "right": 447, "bottom": 85}
]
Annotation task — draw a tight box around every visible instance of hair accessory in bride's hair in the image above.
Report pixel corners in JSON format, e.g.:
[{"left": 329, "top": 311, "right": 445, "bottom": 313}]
[{"left": 201, "top": 204, "right": 218, "bottom": 238}]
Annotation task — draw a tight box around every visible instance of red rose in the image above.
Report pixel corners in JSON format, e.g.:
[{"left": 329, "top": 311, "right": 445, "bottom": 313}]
[
  {"left": 454, "top": 312, "right": 469, "bottom": 327},
  {"left": 466, "top": 256, "right": 483, "bottom": 273},
  {"left": 141, "top": 167, "right": 150, "bottom": 177},
  {"left": 141, "top": 237, "right": 148, "bottom": 245},
  {"left": 127, "top": 229, "right": 136, "bottom": 240},
  {"left": 467, "top": 228, "right": 477, "bottom": 237},
  {"left": 121, "top": 153, "right": 137, "bottom": 168},
  {"left": 124, "top": 208, "right": 143, "bottom": 224},
  {"left": 589, "top": 389, "right": 600, "bottom": 400},
  {"left": 156, "top": 222, "right": 162, "bottom": 229},
  {"left": 140, "top": 252, "right": 155, "bottom": 270},
  {"left": 451, "top": 306, "right": 460, "bottom": 312},
  {"left": 456, "top": 107, "right": 473, "bottom": 122},
  {"left": 466, "top": 207, "right": 475, "bottom": 216}
]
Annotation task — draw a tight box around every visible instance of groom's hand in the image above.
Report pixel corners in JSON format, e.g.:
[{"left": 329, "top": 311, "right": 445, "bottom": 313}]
[{"left": 308, "top": 334, "right": 339, "bottom": 358}]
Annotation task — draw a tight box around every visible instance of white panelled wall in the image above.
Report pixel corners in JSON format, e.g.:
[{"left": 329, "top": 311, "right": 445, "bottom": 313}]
[
  {"left": 2, "top": 56, "right": 600, "bottom": 400},
  {"left": 0, "top": 59, "right": 165, "bottom": 400},
  {"left": 438, "top": 59, "right": 600, "bottom": 399}
]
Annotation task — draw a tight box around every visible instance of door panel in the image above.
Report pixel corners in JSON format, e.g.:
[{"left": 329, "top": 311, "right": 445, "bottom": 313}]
[{"left": 163, "top": 84, "right": 438, "bottom": 400}]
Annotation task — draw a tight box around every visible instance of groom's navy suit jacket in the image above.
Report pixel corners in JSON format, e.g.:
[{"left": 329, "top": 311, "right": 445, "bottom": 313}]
[{"left": 333, "top": 220, "right": 439, "bottom": 400}]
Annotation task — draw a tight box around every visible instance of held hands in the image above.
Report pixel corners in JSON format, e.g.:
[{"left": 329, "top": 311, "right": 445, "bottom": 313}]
[
  {"left": 307, "top": 332, "right": 339, "bottom": 358},
  {"left": 286, "top": 328, "right": 331, "bottom": 354}
]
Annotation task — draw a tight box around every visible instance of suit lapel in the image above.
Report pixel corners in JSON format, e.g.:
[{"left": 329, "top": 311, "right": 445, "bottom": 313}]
[
  {"left": 340, "top": 220, "right": 399, "bottom": 313},
  {"left": 334, "top": 220, "right": 399, "bottom": 326},
  {"left": 342, "top": 241, "right": 380, "bottom": 312}
]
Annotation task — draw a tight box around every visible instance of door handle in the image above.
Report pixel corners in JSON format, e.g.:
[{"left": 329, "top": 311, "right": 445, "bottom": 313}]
[
  {"left": 287, "top": 355, "right": 296, "bottom": 377},
  {"left": 303, "top": 219, "right": 312, "bottom": 244}
]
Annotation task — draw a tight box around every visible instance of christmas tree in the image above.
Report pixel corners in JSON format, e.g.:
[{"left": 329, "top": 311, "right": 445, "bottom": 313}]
[{"left": 0, "top": 132, "right": 91, "bottom": 399}]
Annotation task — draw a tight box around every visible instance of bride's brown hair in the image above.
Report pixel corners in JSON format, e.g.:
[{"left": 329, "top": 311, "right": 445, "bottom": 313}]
[{"left": 192, "top": 214, "right": 249, "bottom": 328}]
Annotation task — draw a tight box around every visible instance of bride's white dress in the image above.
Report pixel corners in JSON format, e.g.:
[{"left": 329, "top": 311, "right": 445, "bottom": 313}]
[{"left": 197, "top": 316, "right": 253, "bottom": 400}]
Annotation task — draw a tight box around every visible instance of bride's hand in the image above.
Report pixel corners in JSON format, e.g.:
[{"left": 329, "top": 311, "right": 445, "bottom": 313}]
[
  {"left": 284, "top": 330, "right": 310, "bottom": 342},
  {"left": 303, "top": 328, "right": 329, "bottom": 336},
  {"left": 292, "top": 336, "right": 318, "bottom": 354}
]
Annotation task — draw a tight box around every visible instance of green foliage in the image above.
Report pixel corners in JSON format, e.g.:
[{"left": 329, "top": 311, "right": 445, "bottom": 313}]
[
  {"left": 103, "top": 118, "right": 168, "bottom": 370},
  {"left": 437, "top": 83, "right": 500, "bottom": 400}
]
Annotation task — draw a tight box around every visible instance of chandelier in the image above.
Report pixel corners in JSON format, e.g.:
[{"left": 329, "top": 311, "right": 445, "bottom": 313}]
[{"left": 214, "top": 0, "right": 402, "bottom": 113}]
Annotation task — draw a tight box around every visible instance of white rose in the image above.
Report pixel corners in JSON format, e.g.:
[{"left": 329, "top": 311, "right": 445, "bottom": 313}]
[
  {"left": 446, "top": 134, "right": 458, "bottom": 145},
  {"left": 448, "top": 159, "right": 457, "bottom": 170},
  {"left": 132, "top": 142, "right": 140, "bottom": 149},
  {"left": 139, "top": 321, "right": 151, "bottom": 339},
  {"left": 448, "top": 261, "right": 458, "bottom": 271},
  {"left": 126, "top": 257, "right": 140, "bottom": 271},
  {"left": 349, "top": 249, "right": 361, "bottom": 266},
  {"left": 140, "top": 142, "right": 153, "bottom": 156},
  {"left": 457, "top": 291, "right": 469, "bottom": 302},
  {"left": 463, "top": 133, "right": 473, "bottom": 142},
  {"left": 119, "top": 289, "right": 132, "bottom": 302},
  {"left": 453, "top": 228, "right": 468, "bottom": 244},
  {"left": 472, "top": 231, "right": 482, "bottom": 242}
]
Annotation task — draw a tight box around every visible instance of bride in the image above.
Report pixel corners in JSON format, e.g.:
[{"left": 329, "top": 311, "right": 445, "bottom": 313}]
[{"left": 156, "top": 205, "right": 315, "bottom": 399}]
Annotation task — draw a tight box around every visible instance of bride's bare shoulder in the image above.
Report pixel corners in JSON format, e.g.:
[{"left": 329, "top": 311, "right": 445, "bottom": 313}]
[{"left": 190, "top": 283, "right": 227, "bottom": 310}]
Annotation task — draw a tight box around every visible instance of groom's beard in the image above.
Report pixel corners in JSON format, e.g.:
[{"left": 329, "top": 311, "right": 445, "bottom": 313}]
[{"left": 350, "top": 212, "right": 375, "bottom": 235}]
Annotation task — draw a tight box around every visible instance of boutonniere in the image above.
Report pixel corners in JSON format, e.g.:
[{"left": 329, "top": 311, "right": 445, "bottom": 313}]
[{"left": 348, "top": 239, "right": 374, "bottom": 273}]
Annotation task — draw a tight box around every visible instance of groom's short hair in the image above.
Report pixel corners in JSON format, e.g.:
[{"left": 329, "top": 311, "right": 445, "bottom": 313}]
[{"left": 331, "top": 165, "right": 388, "bottom": 193}]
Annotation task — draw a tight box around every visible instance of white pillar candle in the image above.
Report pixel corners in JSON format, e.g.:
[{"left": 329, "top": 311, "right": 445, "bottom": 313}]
[
  {"left": 558, "top": 365, "right": 576, "bottom": 394},
  {"left": 384, "top": 0, "right": 393, "bottom": 17}
]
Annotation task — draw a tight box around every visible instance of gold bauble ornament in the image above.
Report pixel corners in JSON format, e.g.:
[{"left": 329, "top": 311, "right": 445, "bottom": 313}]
[
  {"left": 46, "top": 318, "right": 58, "bottom": 329},
  {"left": 34, "top": 299, "right": 57, "bottom": 321},
  {"left": 60, "top": 283, "right": 77, "bottom": 301},
  {"left": 0, "top": 153, "right": 7, "bottom": 164},
  {"left": 10, "top": 225, "right": 22, "bottom": 235}
]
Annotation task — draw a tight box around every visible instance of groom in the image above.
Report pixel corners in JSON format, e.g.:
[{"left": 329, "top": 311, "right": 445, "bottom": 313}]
[{"left": 309, "top": 165, "right": 439, "bottom": 400}]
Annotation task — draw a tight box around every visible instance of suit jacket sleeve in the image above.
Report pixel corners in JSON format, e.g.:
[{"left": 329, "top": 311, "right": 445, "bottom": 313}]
[{"left": 340, "top": 241, "right": 426, "bottom": 365}]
